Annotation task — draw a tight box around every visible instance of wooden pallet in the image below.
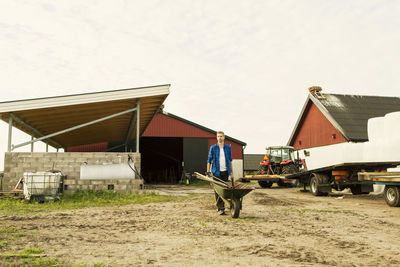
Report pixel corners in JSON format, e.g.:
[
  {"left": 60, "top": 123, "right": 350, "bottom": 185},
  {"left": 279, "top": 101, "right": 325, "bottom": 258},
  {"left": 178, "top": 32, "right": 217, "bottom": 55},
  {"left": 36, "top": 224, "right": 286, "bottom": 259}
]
[{"left": 0, "top": 191, "right": 24, "bottom": 199}]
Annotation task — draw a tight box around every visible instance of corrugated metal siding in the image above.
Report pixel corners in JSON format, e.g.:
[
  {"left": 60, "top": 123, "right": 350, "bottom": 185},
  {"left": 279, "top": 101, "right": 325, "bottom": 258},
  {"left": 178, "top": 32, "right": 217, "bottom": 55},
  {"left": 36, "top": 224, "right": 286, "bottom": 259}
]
[
  {"left": 207, "top": 139, "right": 243, "bottom": 159},
  {"left": 244, "top": 154, "right": 264, "bottom": 170},
  {"left": 67, "top": 142, "right": 108, "bottom": 152},
  {"left": 143, "top": 113, "right": 216, "bottom": 138},
  {"left": 292, "top": 103, "right": 347, "bottom": 150}
]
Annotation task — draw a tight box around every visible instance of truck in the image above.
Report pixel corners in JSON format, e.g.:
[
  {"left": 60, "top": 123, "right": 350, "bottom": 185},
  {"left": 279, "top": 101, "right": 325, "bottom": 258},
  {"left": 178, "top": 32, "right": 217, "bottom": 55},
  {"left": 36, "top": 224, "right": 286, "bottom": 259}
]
[
  {"left": 241, "top": 145, "right": 400, "bottom": 207},
  {"left": 285, "top": 161, "right": 400, "bottom": 197}
]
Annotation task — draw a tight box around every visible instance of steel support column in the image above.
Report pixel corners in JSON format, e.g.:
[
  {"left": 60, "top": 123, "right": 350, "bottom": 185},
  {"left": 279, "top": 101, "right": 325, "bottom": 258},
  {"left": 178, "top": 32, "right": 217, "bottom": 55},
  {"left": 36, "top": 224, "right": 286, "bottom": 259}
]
[
  {"left": 136, "top": 99, "right": 140, "bottom": 153},
  {"left": 31, "top": 135, "right": 34, "bottom": 152},
  {"left": 8, "top": 115, "right": 13, "bottom": 152},
  {"left": 125, "top": 109, "right": 137, "bottom": 151}
]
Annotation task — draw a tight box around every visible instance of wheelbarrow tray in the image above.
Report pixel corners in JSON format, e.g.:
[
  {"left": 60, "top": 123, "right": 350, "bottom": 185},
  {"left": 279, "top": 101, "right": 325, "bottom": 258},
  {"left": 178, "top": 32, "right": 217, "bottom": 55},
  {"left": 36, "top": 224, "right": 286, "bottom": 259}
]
[{"left": 213, "top": 182, "right": 253, "bottom": 200}]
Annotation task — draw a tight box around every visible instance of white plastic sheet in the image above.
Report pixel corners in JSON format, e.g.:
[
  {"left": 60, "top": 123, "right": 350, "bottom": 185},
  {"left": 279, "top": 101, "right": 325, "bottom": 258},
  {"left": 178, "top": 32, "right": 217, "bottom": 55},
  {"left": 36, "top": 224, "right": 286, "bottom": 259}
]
[{"left": 80, "top": 163, "right": 136, "bottom": 180}]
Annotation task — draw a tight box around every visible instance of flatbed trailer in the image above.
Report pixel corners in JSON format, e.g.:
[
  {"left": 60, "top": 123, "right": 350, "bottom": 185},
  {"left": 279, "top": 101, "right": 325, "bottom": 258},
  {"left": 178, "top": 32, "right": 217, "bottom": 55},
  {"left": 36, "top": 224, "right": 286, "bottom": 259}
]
[
  {"left": 285, "top": 161, "right": 400, "bottom": 196},
  {"left": 239, "top": 174, "right": 296, "bottom": 188},
  {"left": 358, "top": 172, "right": 400, "bottom": 207}
]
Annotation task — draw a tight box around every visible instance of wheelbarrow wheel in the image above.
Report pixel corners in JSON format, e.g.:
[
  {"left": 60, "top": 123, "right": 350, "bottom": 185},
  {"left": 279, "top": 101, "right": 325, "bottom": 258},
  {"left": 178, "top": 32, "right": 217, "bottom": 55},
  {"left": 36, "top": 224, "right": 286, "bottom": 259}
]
[{"left": 230, "top": 198, "right": 241, "bottom": 218}]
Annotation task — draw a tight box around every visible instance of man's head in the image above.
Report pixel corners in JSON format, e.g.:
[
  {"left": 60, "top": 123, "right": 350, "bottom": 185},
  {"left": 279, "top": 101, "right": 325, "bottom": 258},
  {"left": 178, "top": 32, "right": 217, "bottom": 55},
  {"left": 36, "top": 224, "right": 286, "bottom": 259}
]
[{"left": 217, "top": 131, "right": 225, "bottom": 144}]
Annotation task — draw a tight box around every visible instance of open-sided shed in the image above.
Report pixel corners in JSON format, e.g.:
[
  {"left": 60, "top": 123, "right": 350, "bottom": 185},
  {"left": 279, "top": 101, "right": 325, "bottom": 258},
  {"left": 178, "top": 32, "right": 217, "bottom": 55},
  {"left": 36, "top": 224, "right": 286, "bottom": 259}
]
[{"left": 0, "top": 84, "right": 170, "bottom": 192}]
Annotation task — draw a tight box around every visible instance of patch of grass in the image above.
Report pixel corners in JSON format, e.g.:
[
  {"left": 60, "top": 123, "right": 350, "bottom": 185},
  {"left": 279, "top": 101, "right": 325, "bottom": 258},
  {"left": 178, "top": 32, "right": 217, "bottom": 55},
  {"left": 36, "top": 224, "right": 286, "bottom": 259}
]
[
  {"left": 13, "top": 233, "right": 25, "bottom": 238},
  {"left": 0, "top": 241, "right": 8, "bottom": 248},
  {"left": 0, "top": 227, "right": 17, "bottom": 234},
  {"left": 188, "top": 180, "right": 211, "bottom": 186},
  {"left": 275, "top": 208, "right": 359, "bottom": 216},
  {"left": 23, "top": 248, "right": 44, "bottom": 255},
  {"left": 0, "top": 190, "right": 186, "bottom": 215},
  {"left": 2, "top": 248, "right": 44, "bottom": 259},
  {"left": 2, "top": 253, "right": 60, "bottom": 266}
]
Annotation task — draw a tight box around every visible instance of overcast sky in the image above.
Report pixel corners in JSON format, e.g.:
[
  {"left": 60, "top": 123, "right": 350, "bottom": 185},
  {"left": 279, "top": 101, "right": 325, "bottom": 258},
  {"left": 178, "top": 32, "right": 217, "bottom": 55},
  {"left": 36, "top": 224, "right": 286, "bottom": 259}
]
[{"left": 1, "top": 0, "right": 400, "bottom": 169}]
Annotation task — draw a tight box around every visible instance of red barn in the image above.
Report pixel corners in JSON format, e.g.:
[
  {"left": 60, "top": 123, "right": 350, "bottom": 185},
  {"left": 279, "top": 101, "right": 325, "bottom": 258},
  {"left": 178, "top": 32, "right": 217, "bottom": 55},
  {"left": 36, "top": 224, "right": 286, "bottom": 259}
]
[
  {"left": 287, "top": 87, "right": 400, "bottom": 150},
  {"left": 68, "top": 109, "right": 246, "bottom": 184}
]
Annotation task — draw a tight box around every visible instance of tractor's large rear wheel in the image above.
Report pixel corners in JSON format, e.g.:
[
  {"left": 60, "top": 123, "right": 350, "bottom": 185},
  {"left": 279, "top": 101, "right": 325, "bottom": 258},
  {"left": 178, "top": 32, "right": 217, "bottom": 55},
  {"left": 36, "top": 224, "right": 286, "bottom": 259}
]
[
  {"left": 282, "top": 163, "right": 297, "bottom": 174},
  {"left": 281, "top": 163, "right": 298, "bottom": 187}
]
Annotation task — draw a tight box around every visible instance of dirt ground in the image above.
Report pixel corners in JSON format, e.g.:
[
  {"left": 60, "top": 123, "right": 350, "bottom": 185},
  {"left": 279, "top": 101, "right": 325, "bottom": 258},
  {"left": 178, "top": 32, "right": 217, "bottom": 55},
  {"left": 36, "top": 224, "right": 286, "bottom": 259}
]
[{"left": 2, "top": 184, "right": 400, "bottom": 266}]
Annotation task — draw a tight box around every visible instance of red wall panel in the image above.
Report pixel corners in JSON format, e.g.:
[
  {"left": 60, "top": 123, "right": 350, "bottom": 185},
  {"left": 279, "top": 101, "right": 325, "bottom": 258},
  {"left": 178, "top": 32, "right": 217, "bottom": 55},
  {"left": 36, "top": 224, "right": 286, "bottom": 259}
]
[
  {"left": 143, "top": 113, "right": 216, "bottom": 138},
  {"left": 67, "top": 142, "right": 108, "bottom": 152},
  {"left": 292, "top": 103, "right": 347, "bottom": 150}
]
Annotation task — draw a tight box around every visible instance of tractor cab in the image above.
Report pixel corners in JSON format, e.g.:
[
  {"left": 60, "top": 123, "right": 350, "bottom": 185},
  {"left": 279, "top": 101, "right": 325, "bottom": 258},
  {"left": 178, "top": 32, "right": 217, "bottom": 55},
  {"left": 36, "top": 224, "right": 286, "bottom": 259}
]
[{"left": 266, "top": 146, "right": 295, "bottom": 164}]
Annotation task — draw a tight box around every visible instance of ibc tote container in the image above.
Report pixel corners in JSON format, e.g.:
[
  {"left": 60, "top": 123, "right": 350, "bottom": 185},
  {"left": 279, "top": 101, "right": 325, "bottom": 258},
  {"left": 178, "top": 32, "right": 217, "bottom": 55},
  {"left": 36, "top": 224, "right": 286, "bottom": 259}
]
[{"left": 23, "top": 172, "right": 62, "bottom": 201}]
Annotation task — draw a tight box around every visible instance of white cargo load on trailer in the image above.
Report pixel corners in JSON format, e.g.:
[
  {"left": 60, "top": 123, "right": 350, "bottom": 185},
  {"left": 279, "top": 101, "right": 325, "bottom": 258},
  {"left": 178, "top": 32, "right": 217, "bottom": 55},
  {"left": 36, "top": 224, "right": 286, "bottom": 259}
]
[
  {"left": 298, "top": 111, "right": 400, "bottom": 171},
  {"left": 23, "top": 172, "right": 62, "bottom": 200}
]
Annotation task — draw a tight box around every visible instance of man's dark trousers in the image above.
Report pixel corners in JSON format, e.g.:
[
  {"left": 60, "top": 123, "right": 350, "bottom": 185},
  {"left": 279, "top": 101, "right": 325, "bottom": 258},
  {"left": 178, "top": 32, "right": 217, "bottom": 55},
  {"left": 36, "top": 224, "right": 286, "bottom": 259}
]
[{"left": 214, "top": 171, "right": 229, "bottom": 211}]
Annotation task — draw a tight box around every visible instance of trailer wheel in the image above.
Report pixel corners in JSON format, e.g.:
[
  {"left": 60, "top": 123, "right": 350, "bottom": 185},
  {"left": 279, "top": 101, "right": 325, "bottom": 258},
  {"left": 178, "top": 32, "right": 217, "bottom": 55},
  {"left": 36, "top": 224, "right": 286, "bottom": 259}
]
[
  {"left": 310, "top": 174, "right": 328, "bottom": 196},
  {"left": 384, "top": 186, "right": 400, "bottom": 207},
  {"left": 258, "top": 181, "right": 273, "bottom": 188}
]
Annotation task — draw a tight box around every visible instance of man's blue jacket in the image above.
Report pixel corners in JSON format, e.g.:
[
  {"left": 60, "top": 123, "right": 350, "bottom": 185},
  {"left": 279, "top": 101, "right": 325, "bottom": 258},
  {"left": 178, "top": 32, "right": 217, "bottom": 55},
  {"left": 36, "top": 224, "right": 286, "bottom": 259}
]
[{"left": 207, "top": 143, "right": 232, "bottom": 176}]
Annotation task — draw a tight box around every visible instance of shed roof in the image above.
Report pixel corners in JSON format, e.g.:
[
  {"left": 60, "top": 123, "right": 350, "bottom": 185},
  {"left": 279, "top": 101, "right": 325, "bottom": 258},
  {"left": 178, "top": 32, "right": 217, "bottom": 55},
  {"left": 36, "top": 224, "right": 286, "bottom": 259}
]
[
  {"left": 287, "top": 91, "right": 400, "bottom": 145},
  {"left": 0, "top": 84, "right": 170, "bottom": 149}
]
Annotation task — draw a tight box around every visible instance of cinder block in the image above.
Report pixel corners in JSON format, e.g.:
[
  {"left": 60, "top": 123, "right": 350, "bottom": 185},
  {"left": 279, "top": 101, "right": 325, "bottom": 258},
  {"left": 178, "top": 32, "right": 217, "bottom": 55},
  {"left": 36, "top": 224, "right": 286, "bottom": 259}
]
[
  {"left": 77, "top": 180, "right": 90, "bottom": 185},
  {"left": 117, "top": 180, "right": 132, "bottom": 185},
  {"left": 65, "top": 184, "right": 77, "bottom": 192},
  {"left": 79, "top": 185, "right": 89, "bottom": 190},
  {"left": 90, "top": 180, "right": 105, "bottom": 185},
  {"left": 93, "top": 184, "right": 107, "bottom": 190},
  {"left": 4, "top": 172, "right": 17, "bottom": 179},
  {"left": 64, "top": 179, "right": 76, "bottom": 185},
  {"left": 115, "top": 184, "right": 127, "bottom": 191}
]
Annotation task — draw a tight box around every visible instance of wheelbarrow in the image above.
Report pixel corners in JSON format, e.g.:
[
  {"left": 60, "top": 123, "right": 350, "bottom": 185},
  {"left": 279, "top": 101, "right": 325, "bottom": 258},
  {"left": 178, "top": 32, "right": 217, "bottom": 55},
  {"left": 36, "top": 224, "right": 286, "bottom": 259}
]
[{"left": 194, "top": 172, "right": 255, "bottom": 218}]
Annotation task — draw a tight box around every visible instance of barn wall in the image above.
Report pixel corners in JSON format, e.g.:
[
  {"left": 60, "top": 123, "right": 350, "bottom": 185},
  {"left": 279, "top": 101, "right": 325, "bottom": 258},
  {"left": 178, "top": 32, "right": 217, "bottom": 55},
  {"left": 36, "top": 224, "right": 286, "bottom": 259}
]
[
  {"left": 292, "top": 103, "right": 347, "bottom": 150},
  {"left": 143, "top": 113, "right": 216, "bottom": 138}
]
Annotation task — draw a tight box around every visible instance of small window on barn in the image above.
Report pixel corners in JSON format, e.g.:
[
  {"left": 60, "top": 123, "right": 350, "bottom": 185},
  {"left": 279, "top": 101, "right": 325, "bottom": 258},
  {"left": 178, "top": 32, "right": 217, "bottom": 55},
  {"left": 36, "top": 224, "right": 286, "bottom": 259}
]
[
  {"left": 332, "top": 134, "right": 336, "bottom": 139},
  {"left": 108, "top": 184, "right": 114, "bottom": 190},
  {"left": 298, "top": 140, "right": 302, "bottom": 145}
]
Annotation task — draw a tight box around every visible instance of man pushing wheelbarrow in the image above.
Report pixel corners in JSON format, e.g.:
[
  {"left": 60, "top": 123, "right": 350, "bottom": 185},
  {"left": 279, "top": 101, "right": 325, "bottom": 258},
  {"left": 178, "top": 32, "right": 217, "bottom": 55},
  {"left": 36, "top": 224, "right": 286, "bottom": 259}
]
[
  {"left": 206, "top": 131, "right": 234, "bottom": 215},
  {"left": 195, "top": 131, "right": 253, "bottom": 219}
]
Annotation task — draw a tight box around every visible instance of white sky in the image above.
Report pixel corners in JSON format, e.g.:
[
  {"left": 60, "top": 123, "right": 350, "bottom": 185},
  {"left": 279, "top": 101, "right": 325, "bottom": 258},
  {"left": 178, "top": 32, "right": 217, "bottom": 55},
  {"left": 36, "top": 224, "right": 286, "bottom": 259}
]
[{"left": 1, "top": 0, "right": 400, "bottom": 170}]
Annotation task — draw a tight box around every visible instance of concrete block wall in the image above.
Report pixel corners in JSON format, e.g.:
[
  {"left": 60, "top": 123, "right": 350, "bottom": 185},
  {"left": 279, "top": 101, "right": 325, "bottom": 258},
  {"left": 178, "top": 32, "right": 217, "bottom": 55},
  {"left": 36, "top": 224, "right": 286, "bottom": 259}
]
[{"left": 2, "top": 152, "right": 142, "bottom": 193}]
